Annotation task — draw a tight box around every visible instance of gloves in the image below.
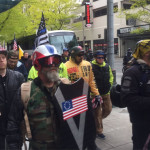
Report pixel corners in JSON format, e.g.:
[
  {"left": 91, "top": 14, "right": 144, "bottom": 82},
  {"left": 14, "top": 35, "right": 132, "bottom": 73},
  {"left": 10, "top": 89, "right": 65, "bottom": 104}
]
[{"left": 92, "top": 95, "right": 103, "bottom": 109}]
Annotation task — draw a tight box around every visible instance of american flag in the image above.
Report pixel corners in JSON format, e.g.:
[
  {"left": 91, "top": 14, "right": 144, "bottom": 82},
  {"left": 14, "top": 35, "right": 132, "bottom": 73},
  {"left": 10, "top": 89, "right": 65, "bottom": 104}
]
[
  {"left": 62, "top": 95, "right": 88, "bottom": 120},
  {"left": 13, "top": 35, "right": 17, "bottom": 50},
  {"left": 35, "top": 12, "right": 49, "bottom": 47},
  {"left": 0, "top": 44, "right": 5, "bottom": 50}
]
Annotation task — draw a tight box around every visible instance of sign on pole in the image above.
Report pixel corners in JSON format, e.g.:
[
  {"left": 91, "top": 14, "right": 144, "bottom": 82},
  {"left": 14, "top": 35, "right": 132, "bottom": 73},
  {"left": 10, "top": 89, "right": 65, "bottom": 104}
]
[{"left": 85, "top": 2, "right": 92, "bottom": 28}]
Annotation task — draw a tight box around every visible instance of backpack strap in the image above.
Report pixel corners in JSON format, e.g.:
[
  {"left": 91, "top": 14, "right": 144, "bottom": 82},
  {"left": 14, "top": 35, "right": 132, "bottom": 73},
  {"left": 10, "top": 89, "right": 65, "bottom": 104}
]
[
  {"left": 21, "top": 81, "right": 32, "bottom": 140},
  {"left": 139, "top": 68, "right": 150, "bottom": 95},
  {"left": 21, "top": 81, "right": 32, "bottom": 110}
]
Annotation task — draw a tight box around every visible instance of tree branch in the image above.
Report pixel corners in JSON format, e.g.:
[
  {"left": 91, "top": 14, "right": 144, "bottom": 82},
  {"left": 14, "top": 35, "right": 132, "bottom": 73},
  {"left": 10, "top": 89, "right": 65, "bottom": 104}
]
[{"left": 141, "top": 6, "right": 150, "bottom": 11}]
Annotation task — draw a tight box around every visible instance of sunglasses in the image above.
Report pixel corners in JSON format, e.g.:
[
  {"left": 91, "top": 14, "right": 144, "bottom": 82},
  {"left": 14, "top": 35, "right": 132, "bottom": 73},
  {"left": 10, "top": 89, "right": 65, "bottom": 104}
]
[
  {"left": 39, "top": 56, "right": 61, "bottom": 67},
  {"left": 77, "top": 53, "right": 84, "bottom": 57},
  {"left": 97, "top": 57, "right": 104, "bottom": 59}
]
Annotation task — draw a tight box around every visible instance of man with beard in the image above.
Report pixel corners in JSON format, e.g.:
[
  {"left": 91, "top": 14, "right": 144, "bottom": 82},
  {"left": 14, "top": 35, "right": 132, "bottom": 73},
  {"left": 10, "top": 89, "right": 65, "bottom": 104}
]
[
  {"left": 6, "top": 44, "right": 101, "bottom": 150},
  {"left": 0, "top": 49, "right": 24, "bottom": 149},
  {"left": 121, "top": 39, "right": 150, "bottom": 150},
  {"left": 6, "top": 44, "right": 62, "bottom": 150},
  {"left": 28, "top": 62, "right": 68, "bottom": 80},
  {"left": 65, "top": 46, "right": 102, "bottom": 108}
]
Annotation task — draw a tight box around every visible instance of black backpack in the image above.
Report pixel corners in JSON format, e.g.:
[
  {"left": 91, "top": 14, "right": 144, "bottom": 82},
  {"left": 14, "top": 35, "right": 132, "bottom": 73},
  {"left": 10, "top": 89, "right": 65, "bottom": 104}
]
[
  {"left": 110, "top": 84, "right": 124, "bottom": 108},
  {"left": 110, "top": 69, "right": 149, "bottom": 108}
]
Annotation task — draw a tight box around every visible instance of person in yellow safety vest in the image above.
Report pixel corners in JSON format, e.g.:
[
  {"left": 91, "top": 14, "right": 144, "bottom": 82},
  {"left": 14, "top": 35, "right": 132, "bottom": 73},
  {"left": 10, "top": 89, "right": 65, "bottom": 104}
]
[
  {"left": 28, "top": 62, "right": 68, "bottom": 80},
  {"left": 92, "top": 50, "right": 113, "bottom": 139}
]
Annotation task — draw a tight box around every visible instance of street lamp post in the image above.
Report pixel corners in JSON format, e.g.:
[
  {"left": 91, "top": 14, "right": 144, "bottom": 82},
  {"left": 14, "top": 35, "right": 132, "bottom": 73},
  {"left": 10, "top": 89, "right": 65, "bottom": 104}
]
[
  {"left": 82, "top": 12, "right": 85, "bottom": 50},
  {"left": 107, "top": 0, "right": 114, "bottom": 69},
  {"left": 107, "top": 0, "right": 116, "bottom": 84}
]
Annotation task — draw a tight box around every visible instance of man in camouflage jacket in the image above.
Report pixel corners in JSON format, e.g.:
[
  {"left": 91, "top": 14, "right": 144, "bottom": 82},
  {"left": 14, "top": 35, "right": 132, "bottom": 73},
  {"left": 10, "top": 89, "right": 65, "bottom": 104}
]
[{"left": 6, "top": 44, "right": 101, "bottom": 150}]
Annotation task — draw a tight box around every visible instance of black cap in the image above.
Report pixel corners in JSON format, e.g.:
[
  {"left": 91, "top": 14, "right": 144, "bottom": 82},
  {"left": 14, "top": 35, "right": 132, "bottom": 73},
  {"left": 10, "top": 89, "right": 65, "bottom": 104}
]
[{"left": 71, "top": 46, "right": 84, "bottom": 58}]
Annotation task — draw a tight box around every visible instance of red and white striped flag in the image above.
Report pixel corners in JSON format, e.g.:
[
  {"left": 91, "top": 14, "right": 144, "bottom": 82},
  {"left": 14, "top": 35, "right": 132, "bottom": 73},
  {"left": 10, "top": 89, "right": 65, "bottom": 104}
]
[
  {"left": 0, "top": 44, "right": 4, "bottom": 50},
  {"left": 62, "top": 95, "right": 88, "bottom": 120},
  {"left": 13, "top": 35, "right": 17, "bottom": 50}
]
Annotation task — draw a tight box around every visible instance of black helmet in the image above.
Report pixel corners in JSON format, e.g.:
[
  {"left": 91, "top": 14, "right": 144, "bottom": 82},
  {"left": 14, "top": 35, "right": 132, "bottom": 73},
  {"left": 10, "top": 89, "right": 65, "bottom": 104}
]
[
  {"left": 110, "top": 84, "right": 126, "bottom": 108},
  {"left": 0, "top": 49, "right": 7, "bottom": 56},
  {"left": 127, "top": 48, "right": 131, "bottom": 51},
  {"left": 71, "top": 46, "right": 84, "bottom": 58},
  {"left": 93, "top": 50, "right": 105, "bottom": 57}
]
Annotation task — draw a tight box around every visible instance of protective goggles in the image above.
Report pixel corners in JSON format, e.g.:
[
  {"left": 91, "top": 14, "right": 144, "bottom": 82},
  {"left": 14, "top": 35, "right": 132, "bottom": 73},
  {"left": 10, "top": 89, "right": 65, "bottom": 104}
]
[
  {"left": 97, "top": 57, "right": 104, "bottom": 59},
  {"left": 38, "top": 56, "right": 61, "bottom": 67}
]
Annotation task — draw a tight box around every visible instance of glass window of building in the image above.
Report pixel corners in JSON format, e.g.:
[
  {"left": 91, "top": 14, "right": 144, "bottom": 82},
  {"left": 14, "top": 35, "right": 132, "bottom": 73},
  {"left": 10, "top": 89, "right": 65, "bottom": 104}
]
[
  {"left": 114, "top": 5, "right": 118, "bottom": 13},
  {"left": 123, "top": 4, "right": 132, "bottom": 10},
  {"left": 93, "top": 4, "right": 118, "bottom": 18},
  {"left": 93, "top": 7, "right": 107, "bottom": 18}
]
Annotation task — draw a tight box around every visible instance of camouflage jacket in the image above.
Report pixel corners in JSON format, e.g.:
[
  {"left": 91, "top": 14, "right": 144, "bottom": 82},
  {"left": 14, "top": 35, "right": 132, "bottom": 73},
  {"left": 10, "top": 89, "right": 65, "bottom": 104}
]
[{"left": 27, "top": 80, "right": 57, "bottom": 143}]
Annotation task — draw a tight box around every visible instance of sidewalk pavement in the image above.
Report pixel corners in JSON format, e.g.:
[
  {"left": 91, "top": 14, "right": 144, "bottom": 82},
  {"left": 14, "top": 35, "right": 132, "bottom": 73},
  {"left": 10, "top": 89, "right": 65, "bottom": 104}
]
[{"left": 96, "top": 107, "right": 133, "bottom": 150}]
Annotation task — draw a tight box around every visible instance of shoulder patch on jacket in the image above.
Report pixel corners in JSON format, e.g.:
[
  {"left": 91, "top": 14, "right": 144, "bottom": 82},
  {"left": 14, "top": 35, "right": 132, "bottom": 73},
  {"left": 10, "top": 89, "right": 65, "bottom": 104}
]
[{"left": 122, "top": 76, "right": 132, "bottom": 92}]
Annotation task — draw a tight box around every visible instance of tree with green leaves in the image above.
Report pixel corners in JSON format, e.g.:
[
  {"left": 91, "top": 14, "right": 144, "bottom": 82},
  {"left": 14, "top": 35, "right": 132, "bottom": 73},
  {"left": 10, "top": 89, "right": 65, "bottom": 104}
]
[
  {"left": 0, "top": 0, "right": 79, "bottom": 42},
  {"left": 118, "top": 0, "right": 150, "bottom": 34},
  {"left": 123, "top": 0, "right": 150, "bottom": 23}
]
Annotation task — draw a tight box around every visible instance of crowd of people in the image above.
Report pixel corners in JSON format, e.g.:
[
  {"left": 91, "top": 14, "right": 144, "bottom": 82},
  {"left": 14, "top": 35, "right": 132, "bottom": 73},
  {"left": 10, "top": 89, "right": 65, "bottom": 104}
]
[{"left": 0, "top": 39, "right": 150, "bottom": 150}]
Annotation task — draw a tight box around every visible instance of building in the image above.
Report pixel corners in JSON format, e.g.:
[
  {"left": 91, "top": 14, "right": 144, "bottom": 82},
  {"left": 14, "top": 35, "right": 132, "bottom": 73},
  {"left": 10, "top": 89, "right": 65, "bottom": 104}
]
[{"left": 73, "top": 0, "right": 150, "bottom": 57}]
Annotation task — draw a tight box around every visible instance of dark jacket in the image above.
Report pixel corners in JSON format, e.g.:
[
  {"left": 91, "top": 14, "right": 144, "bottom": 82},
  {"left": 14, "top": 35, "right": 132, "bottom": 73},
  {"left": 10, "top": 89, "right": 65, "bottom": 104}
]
[
  {"left": 62, "top": 55, "right": 69, "bottom": 63},
  {"left": 0, "top": 69, "right": 24, "bottom": 135},
  {"left": 92, "top": 60, "right": 113, "bottom": 95},
  {"left": 121, "top": 59, "right": 150, "bottom": 124},
  {"left": 15, "top": 61, "right": 28, "bottom": 81},
  {"left": 86, "top": 52, "right": 94, "bottom": 62},
  {"left": 20, "top": 57, "right": 32, "bottom": 73},
  {"left": 123, "top": 51, "right": 132, "bottom": 66}
]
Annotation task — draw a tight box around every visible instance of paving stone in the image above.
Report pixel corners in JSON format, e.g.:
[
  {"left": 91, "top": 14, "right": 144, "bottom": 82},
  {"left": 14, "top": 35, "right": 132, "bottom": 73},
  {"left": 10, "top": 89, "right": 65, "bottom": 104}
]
[{"left": 96, "top": 107, "right": 133, "bottom": 150}]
